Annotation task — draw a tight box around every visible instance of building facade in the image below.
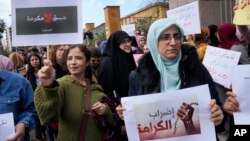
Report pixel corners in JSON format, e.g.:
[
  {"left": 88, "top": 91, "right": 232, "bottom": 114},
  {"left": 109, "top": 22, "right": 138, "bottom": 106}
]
[
  {"left": 91, "top": 2, "right": 168, "bottom": 39},
  {"left": 4, "top": 27, "right": 12, "bottom": 51},
  {"left": 90, "top": 0, "right": 235, "bottom": 40},
  {"left": 120, "top": 2, "right": 169, "bottom": 25}
]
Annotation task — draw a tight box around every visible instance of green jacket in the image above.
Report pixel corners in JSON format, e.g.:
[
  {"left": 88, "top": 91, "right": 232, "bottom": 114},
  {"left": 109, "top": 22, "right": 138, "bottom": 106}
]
[{"left": 35, "top": 75, "right": 116, "bottom": 141}]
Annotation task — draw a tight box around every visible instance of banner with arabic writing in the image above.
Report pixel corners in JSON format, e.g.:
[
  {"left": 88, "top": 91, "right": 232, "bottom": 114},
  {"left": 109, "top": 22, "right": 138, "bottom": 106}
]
[
  {"left": 16, "top": 7, "right": 77, "bottom": 35},
  {"left": 167, "top": 1, "right": 201, "bottom": 35},
  {"left": 11, "top": 0, "right": 82, "bottom": 46},
  {"left": 122, "top": 85, "right": 216, "bottom": 141},
  {"left": 202, "top": 46, "right": 241, "bottom": 88}
]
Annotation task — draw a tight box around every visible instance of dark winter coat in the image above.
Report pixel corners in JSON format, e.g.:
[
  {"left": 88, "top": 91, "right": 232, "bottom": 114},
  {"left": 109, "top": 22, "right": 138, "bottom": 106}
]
[{"left": 129, "top": 44, "right": 221, "bottom": 105}]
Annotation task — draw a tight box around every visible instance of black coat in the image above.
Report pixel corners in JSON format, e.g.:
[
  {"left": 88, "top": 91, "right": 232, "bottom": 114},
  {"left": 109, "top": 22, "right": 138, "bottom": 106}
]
[
  {"left": 128, "top": 44, "right": 224, "bottom": 134},
  {"left": 98, "top": 31, "right": 136, "bottom": 104},
  {"left": 129, "top": 44, "right": 221, "bottom": 105}
]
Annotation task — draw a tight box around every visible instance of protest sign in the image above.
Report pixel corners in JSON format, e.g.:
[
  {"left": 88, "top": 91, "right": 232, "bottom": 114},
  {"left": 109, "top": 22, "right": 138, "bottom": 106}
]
[
  {"left": 167, "top": 1, "right": 201, "bottom": 35},
  {"left": 122, "top": 85, "right": 216, "bottom": 141},
  {"left": 202, "top": 46, "right": 241, "bottom": 88},
  {"left": 233, "top": 0, "right": 250, "bottom": 25},
  {"left": 0, "top": 113, "right": 15, "bottom": 141},
  {"left": 11, "top": 0, "right": 82, "bottom": 46},
  {"left": 232, "top": 65, "right": 250, "bottom": 125}
]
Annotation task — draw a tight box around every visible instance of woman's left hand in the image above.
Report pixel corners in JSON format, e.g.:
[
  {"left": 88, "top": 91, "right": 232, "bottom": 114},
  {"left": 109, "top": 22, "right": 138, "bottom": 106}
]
[
  {"left": 209, "top": 99, "right": 224, "bottom": 126},
  {"left": 7, "top": 123, "right": 26, "bottom": 141},
  {"left": 92, "top": 102, "right": 107, "bottom": 115}
]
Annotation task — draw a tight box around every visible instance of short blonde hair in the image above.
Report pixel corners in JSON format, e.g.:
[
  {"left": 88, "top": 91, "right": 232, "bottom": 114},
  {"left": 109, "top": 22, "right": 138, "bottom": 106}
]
[{"left": 9, "top": 52, "right": 25, "bottom": 68}]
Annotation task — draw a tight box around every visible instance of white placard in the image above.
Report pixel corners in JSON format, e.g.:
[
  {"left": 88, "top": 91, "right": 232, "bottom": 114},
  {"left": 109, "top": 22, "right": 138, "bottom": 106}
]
[
  {"left": 121, "top": 85, "right": 216, "bottom": 141},
  {"left": 167, "top": 1, "right": 201, "bottom": 35},
  {"left": 202, "top": 46, "right": 241, "bottom": 88},
  {"left": 11, "top": 0, "right": 83, "bottom": 46},
  {"left": 232, "top": 65, "right": 250, "bottom": 125},
  {"left": 0, "top": 113, "right": 15, "bottom": 140},
  {"left": 121, "top": 24, "right": 136, "bottom": 37}
]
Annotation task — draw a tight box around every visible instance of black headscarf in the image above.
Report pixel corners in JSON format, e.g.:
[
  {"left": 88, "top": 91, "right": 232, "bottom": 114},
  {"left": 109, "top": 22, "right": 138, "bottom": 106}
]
[
  {"left": 103, "top": 31, "right": 136, "bottom": 99},
  {"left": 208, "top": 24, "right": 220, "bottom": 47}
]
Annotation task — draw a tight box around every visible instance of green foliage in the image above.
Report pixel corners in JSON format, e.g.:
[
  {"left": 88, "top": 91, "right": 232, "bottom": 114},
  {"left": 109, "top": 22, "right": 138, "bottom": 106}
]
[
  {"left": 86, "top": 38, "right": 95, "bottom": 47},
  {"left": 135, "top": 16, "right": 155, "bottom": 33},
  {"left": 86, "top": 31, "right": 106, "bottom": 48},
  {"left": 96, "top": 32, "right": 106, "bottom": 41}
]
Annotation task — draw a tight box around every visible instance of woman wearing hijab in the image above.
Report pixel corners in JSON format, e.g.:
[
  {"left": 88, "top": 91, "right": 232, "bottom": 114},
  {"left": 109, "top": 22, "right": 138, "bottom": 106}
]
[
  {"left": 217, "top": 23, "right": 241, "bottom": 50},
  {"left": 98, "top": 30, "right": 136, "bottom": 141},
  {"left": 98, "top": 30, "right": 136, "bottom": 104},
  {"left": 208, "top": 24, "right": 220, "bottom": 47},
  {"left": 118, "top": 18, "right": 224, "bottom": 140}
]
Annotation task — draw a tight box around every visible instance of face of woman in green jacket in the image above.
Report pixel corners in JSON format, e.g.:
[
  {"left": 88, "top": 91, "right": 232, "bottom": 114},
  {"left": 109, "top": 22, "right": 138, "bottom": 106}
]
[{"left": 67, "top": 47, "right": 89, "bottom": 79}]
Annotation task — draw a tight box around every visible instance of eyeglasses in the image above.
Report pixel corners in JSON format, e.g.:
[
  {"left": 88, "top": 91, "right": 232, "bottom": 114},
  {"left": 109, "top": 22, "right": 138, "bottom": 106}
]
[
  {"left": 121, "top": 38, "right": 132, "bottom": 44},
  {"left": 159, "top": 33, "right": 182, "bottom": 42}
]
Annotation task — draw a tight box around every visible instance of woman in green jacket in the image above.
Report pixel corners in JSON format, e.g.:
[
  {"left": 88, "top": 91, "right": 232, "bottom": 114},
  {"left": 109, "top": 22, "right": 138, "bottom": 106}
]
[{"left": 35, "top": 44, "right": 117, "bottom": 141}]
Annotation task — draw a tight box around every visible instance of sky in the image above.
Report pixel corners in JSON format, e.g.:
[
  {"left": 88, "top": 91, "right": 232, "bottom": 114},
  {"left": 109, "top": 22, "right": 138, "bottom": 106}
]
[{"left": 0, "top": 0, "right": 145, "bottom": 28}]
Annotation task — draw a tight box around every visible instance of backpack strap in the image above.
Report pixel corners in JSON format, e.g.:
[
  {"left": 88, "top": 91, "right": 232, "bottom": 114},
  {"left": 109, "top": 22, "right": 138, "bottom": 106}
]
[{"left": 79, "top": 79, "right": 91, "bottom": 141}]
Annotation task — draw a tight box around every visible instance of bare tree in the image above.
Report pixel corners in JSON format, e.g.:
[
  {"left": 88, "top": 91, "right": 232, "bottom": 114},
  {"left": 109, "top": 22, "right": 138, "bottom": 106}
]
[
  {"left": 144, "top": 0, "right": 169, "bottom": 4},
  {"left": 138, "top": 0, "right": 168, "bottom": 9}
]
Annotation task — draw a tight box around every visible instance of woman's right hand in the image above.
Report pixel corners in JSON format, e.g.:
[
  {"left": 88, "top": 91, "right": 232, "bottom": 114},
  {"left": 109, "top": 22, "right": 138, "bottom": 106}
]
[
  {"left": 223, "top": 91, "right": 239, "bottom": 115},
  {"left": 38, "top": 59, "right": 56, "bottom": 87},
  {"left": 116, "top": 105, "right": 126, "bottom": 120}
]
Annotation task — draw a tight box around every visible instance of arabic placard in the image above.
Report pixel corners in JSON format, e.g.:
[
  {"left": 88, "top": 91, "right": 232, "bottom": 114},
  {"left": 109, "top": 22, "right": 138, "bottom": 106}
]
[
  {"left": 231, "top": 65, "right": 250, "bottom": 125},
  {"left": 0, "top": 113, "right": 15, "bottom": 140},
  {"left": 11, "top": 0, "right": 82, "bottom": 46},
  {"left": 233, "top": 0, "right": 250, "bottom": 25},
  {"left": 122, "top": 24, "right": 136, "bottom": 36},
  {"left": 121, "top": 85, "right": 216, "bottom": 141},
  {"left": 167, "top": 1, "right": 201, "bottom": 35},
  {"left": 202, "top": 46, "right": 241, "bottom": 88}
]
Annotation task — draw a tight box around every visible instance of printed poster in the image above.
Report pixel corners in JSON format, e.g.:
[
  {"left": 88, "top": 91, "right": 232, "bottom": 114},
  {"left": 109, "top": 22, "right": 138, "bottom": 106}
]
[
  {"left": 121, "top": 85, "right": 216, "bottom": 141},
  {"left": 11, "top": 0, "right": 83, "bottom": 46},
  {"left": 233, "top": 0, "right": 250, "bottom": 25}
]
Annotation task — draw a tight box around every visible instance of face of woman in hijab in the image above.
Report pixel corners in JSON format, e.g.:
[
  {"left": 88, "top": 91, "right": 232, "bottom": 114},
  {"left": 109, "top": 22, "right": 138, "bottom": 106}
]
[
  {"left": 119, "top": 37, "right": 132, "bottom": 53},
  {"left": 158, "top": 25, "right": 182, "bottom": 59}
]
